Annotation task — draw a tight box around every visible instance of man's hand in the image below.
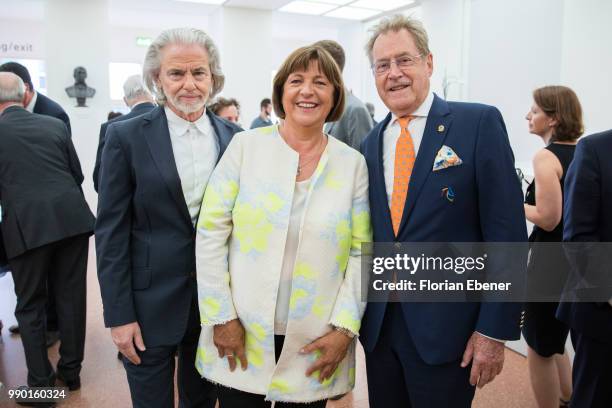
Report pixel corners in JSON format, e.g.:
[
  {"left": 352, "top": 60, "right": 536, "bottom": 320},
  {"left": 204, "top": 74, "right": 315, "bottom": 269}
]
[
  {"left": 461, "top": 332, "right": 505, "bottom": 388},
  {"left": 111, "top": 322, "right": 146, "bottom": 365},
  {"left": 213, "top": 319, "right": 247, "bottom": 372},
  {"left": 301, "top": 329, "right": 353, "bottom": 383}
]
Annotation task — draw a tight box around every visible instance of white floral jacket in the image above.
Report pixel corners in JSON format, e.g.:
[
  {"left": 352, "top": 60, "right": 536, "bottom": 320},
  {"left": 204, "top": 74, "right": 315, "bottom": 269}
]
[{"left": 195, "top": 126, "right": 372, "bottom": 402}]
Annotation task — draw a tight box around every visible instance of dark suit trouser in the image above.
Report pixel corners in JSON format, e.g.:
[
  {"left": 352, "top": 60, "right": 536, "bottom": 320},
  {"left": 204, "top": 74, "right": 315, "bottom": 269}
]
[
  {"left": 570, "top": 329, "right": 612, "bottom": 408},
  {"left": 45, "top": 280, "right": 58, "bottom": 331},
  {"left": 364, "top": 303, "right": 475, "bottom": 408},
  {"left": 123, "top": 292, "right": 216, "bottom": 408},
  {"left": 0, "top": 222, "right": 8, "bottom": 267},
  {"left": 2, "top": 221, "right": 59, "bottom": 331},
  {"left": 10, "top": 233, "right": 89, "bottom": 386}
]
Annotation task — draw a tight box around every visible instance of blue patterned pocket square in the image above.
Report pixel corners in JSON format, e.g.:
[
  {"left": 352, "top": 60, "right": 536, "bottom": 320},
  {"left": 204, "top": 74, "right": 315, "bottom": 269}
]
[{"left": 433, "top": 145, "right": 463, "bottom": 172}]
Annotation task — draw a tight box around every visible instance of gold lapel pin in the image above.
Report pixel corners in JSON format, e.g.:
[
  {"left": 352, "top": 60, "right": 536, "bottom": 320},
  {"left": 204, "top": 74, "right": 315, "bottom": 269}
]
[{"left": 437, "top": 125, "right": 445, "bottom": 133}]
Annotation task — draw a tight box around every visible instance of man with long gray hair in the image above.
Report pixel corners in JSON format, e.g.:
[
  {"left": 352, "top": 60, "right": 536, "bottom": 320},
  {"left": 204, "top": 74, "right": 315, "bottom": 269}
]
[
  {"left": 92, "top": 75, "right": 155, "bottom": 191},
  {"left": 95, "top": 28, "right": 242, "bottom": 408},
  {"left": 0, "top": 72, "right": 94, "bottom": 394}
]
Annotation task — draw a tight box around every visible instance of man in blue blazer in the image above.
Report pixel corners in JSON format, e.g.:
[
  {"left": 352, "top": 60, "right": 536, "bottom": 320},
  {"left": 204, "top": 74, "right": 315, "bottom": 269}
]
[
  {"left": 360, "top": 15, "right": 526, "bottom": 407},
  {"left": 95, "top": 28, "right": 242, "bottom": 408},
  {"left": 559, "top": 129, "right": 612, "bottom": 408},
  {"left": 93, "top": 75, "right": 155, "bottom": 192}
]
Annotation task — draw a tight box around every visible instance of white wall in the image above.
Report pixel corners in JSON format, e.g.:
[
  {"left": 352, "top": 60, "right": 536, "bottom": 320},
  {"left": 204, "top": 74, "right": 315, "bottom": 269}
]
[
  {"left": 467, "top": 0, "right": 565, "bottom": 171},
  {"left": 0, "top": 19, "right": 45, "bottom": 59},
  {"left": 45, "top": 0, "right": 112, "bottom": 209},
  {"left": 561, "top": 0, "right": 612, "bottom": 136}
]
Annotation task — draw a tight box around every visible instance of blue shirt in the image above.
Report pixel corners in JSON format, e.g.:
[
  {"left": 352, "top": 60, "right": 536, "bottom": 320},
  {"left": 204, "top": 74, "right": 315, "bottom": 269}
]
[{"left": 250, "top": 115, "right": 273, "bottom": 129}]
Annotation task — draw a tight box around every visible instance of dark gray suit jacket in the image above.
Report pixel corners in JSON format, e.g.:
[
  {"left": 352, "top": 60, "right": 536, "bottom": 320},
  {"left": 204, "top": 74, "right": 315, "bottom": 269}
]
[
  {"left": 0, "top": 93, "right": 72, "bottom": 266},
  {"left": 93, "top": 102, "right": 156, "bottom": 192},
  {"left": 0, "top": 106, "right": 94, "bottom": 259},
  {"left": 95, "top": 106, "right": 242, "bottom": 346},
  {"left": 325, "top": 90, "right": 373, "bottom": 150}
]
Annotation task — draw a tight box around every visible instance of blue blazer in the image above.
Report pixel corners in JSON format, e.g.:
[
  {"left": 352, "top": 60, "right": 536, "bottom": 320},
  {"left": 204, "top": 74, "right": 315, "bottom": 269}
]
[
  {"left": 92, "top": 102, "right": 156, "bottom": 192},
  {"left": 34, "top": 92, "right": 71, "bottom": 136},
  {"left": 558, "top": 130, "right": 612, "bottom": 343},
  {"left": 95, "top": 106, "right": 242, "bottom": 347},
  {"left": 360, "top": 94, "right": 527, "bottom": 364}
]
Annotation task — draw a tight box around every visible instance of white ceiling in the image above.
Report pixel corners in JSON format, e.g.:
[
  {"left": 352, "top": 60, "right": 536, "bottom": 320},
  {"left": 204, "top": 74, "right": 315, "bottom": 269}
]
[
  {"left": 0, "top": 0, "right": 418, "bottom": 22},
  {"left": 224, "top": 0, "right": 294, "bottom": 10}
]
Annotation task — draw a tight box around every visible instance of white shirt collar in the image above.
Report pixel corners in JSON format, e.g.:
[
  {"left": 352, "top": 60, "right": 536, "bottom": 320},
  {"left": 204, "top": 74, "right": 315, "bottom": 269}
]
[
  {"left": 390, "top": 91, "right": 434, "bottom": 125},
  {"left": 25, "top": 91, "right": 38, "bottom": 113},
  {"left": 165, "top": 106, "right": 212, "bottom": 136}
]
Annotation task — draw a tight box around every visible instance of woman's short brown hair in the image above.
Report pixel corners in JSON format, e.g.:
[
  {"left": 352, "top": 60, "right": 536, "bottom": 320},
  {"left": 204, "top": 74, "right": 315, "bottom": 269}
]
[
  {"left": 272, "top": 45, "right": 345, "bottom": 123},
  {"left": 533, "top": 85, "right": 584, "bottom": 142}
]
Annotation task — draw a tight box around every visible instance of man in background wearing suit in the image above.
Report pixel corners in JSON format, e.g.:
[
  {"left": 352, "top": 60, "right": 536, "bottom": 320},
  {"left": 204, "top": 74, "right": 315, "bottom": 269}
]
[
  {"left": 93, "top": 74, "right": 155, "bottom": 192},
  {"left": 96, "top": 28, "right": 242, "bottom": 408},
  {"left": 359, "top": 15, "right": 526, "bottom": 407},
  {"left": 559, "top": 129, "right": 612, "bottom": 407},
  {"left": 0, "top": 61, "right": 72, "bottom": 345},
  {"left": 0, "top": 61, "right": 71, "bottom": 134},
  {"left": 314, "top": 40, "right": 373, "bottom": 150},
  {"left": 0, "top": 72, "right": 94, "bottom": 393}
]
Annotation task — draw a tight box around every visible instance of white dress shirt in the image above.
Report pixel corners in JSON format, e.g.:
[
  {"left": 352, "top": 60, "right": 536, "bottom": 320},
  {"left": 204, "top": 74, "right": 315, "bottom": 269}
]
[
  {"left": 25, "top": 91, "right": 38, "bottom": 113},
  {"left": 165, "top": 106, "right": 219, "bottom": 225},
  {"left": 383, "top": 91, "right": 434, "bottom": 207}
]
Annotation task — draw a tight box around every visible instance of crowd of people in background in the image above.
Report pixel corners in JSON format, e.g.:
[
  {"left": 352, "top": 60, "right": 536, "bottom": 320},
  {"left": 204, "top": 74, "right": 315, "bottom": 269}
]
[{"left": 0, "top": 12, "right": 610, "bottom": 408}]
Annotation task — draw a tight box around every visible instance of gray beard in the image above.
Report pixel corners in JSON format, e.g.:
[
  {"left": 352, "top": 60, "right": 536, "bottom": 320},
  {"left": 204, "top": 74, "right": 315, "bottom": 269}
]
[{"left": 168, "top": 95, "right": 206, "bottom": 114}]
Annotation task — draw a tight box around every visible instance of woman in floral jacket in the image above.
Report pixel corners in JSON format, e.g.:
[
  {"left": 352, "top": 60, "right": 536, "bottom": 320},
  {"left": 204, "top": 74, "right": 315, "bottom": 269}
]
[{"left": 195, "top": 45, "right": 371, "bottom": 406}]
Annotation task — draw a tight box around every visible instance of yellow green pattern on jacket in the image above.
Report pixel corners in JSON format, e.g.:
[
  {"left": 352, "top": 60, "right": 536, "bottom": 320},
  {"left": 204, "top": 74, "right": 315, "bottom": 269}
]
[{"left": 195, "top": 126, "right": 371, "bottom": 402}]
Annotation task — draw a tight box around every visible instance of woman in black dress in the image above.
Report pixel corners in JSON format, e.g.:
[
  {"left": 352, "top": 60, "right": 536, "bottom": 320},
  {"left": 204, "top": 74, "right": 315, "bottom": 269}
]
[{"left": 523, "top": 86, "right": 583, "bottom": 408}]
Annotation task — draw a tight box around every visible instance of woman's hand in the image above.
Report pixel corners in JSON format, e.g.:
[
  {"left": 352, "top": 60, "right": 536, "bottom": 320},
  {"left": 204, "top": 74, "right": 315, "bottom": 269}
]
[
  {"left": 213, "top": 319, "right": 248, "bottom": 371},
  {"left": 301, "top": 329, "right": 354, "bottom": 383}
]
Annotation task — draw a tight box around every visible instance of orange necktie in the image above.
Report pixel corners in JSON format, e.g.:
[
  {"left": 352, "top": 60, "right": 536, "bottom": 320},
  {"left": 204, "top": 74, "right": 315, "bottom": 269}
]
[{"left": 390, "top": 116, "right": 415, "bottom": 236}]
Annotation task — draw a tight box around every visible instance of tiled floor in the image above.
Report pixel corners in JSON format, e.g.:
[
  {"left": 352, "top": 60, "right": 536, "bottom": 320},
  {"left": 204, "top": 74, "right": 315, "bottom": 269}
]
[{"left": 0, "top": 239, "right": 537, "bottom": 407}]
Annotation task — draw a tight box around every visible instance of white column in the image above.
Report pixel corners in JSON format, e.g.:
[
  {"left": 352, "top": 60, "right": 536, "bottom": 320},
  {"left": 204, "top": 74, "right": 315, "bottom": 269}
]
[
  {"left": 216, "top": 7, "right": 274, "bottom": 128},
  {"left": 45, "top": 0, "right": 111, "bottom": 208}
]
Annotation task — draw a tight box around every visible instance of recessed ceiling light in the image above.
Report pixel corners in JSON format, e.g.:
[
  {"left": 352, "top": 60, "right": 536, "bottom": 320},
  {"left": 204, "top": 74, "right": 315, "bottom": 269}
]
[
  {"left": 304, "top": 0, "right": 352, "bottom": 5},
  {"left": 352, "top": 0, "right": 415, "bottom": 11},
  {"left": 280, "top": 1, "right": 338, "bottom": 15},
  {"left": 325, "top": 6, "right": 380, "bottom": 20},
  {"left": 174, "top": 0, "right": 226, "bottom": 5}
]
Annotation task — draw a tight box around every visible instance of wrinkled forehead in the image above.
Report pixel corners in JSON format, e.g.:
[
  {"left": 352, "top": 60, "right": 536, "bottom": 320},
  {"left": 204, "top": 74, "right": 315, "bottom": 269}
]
[{"left": 372, "top": 29, "right": 420, "bottom": 60}]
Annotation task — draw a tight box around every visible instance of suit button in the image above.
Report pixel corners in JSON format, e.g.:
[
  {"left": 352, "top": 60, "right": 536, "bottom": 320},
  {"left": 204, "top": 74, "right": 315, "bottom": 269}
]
[
  {"left": 190, "top": 271, "right": 196, "bottom": 278},
  {"left": 394, "top": 243, "right": 401, "bottom": 249}
]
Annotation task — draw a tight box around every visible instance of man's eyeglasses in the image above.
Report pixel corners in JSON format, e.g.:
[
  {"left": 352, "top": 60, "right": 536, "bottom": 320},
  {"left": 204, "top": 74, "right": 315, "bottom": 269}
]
[{"left": 372, "top": 54, "right": 423, "bottom": 75}]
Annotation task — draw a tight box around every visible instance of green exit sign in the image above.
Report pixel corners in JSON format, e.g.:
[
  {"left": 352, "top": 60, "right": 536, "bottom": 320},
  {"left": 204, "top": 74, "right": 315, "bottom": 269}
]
[{"left": 136, "top": 37, "right": 153, "bottom": 47}]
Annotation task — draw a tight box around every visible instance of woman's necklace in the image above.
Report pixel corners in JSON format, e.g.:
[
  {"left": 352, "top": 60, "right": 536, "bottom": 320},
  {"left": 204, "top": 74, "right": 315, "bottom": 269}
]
[{"left": 297, "top": 135, "right": 326, "bottom": 175}]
